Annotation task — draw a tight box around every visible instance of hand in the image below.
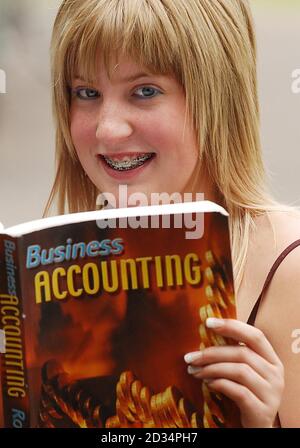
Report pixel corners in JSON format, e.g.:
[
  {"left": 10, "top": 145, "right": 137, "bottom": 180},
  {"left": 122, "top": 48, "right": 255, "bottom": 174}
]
[{"left": 184, "top": 318, "right": 285, "bottom": 428}]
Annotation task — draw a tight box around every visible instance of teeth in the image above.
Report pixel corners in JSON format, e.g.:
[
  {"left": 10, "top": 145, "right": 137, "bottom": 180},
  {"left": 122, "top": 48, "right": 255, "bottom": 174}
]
[{"left": 103, "top": 153, "right": 154, "bottom": 171}]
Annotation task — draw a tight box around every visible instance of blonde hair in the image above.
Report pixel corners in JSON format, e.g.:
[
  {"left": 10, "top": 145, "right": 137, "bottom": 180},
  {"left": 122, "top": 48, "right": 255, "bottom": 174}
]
[{"left": 46, "top": 0, "right": 295, "bottom": 293}]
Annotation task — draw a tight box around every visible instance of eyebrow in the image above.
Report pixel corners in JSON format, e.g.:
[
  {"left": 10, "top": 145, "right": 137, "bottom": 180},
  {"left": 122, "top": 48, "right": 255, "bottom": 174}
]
[{"left": 74, "top": 72, "right": 154, "bottom": 83}]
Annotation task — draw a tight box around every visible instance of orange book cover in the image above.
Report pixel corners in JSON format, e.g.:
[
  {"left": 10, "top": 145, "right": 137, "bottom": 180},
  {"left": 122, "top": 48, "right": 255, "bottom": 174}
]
[{"left": 0, "top": 201, "right": 241, "bottom": 428}]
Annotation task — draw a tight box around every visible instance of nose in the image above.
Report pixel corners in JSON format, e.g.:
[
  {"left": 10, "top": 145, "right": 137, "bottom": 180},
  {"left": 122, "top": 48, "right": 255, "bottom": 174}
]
[{"left": 95, "top": 102, "right": 134, "bottom": 145}]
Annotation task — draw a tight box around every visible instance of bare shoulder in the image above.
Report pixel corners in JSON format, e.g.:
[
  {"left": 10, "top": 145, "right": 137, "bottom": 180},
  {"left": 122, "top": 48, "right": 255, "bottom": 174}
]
[
  {"left": 234, "top": 209, "right": 300, "bottom": 426},
  {"left": 250, "top": 210, "right": 300, "bottom": 427},
  {"left": 249, "top": 208, "right": 300, "bottom": 305},
  {"left": 237, "top": 209, "right": 300, "bottom": 321},
  {"left": 256, "top": 209, "right": 300, "bottom": 323},
  {"left": 254, "top": 208, "right": 300, "bottom": 250},
  {"left": 256, "top": 209, "right": 300, "bottom": 305},
  {"left": 267, "top": 209, "right": 300, "bottom": 276}
]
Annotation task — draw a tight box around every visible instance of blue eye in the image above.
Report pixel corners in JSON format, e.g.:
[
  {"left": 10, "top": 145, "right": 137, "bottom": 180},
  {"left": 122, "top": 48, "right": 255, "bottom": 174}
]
[
  {"left": 73, "top": 88, "right": 100, "bottom": 100},
  {"left": 134, "top": 86, "right": 161, "bottom": 99},
  {"left": 71, "top": 86, "right": 161, "bottom": 101}
]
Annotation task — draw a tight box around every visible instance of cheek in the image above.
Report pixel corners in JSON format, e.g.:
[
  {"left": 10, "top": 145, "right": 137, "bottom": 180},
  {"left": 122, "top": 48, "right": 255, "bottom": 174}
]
[
  {"left": 140, "top": 113, "right": 180, "bottom": 151},
  {"left": 152, "top": 104, "right": 192, "bottom": 149},
  {"left": 149, "top": 111, "right": 198, "bottom": 161},
  {"left": 70, "top": 110, "right": 96, "bottom": 151}
]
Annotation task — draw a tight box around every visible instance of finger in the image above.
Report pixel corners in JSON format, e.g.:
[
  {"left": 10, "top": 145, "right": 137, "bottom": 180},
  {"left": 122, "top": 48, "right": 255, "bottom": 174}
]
[
  {"left": 203, "top": 378, "right": 267, "bottom": 428},
  {"left": 205, "top": 318, "right": 280, "bottom": 365},
  {"left": 184, "top": 345, "right": 272, "bottom": 381},
  {"left": 187, "top": 362, "right": 270, "bottom": 403}
]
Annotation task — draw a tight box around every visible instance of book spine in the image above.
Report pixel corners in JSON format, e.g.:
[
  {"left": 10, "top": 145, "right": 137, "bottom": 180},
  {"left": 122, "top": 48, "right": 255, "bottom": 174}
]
[{"left": 0, "top": 234, "right": 30, "bottom": 427}]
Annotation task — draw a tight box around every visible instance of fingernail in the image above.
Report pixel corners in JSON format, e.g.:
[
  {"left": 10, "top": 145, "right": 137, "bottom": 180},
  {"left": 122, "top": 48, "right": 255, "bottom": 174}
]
[
  {"left": 187, "top": 365, "right": 202, "bottom": 375},
  {"left": 184, "top": 351, "right": 203, "bottom": 364},
  {"left": 206, "top": 318, "right": 224, "bottom": 329}
]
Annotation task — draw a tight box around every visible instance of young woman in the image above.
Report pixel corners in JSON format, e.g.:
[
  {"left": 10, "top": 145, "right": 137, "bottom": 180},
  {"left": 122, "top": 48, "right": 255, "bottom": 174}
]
[{"left": 46, "top": 0, "right": 300, "bottom": 427}]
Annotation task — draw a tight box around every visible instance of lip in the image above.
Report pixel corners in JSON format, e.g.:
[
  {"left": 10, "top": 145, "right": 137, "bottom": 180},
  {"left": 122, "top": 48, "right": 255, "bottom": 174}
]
[{"left": 97, "top": 153, "right": 156, "bottom": 181}]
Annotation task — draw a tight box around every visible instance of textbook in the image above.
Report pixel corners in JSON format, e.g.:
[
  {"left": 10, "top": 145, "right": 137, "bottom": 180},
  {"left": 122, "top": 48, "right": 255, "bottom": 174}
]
[{"left": 0, "top": 201, "right": 241, "bottom": 428}]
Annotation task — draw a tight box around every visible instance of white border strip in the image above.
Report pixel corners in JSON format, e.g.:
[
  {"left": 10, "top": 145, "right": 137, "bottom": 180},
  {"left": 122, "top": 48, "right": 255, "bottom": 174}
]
[{"left": 2, "top": 200, "right": 228, "bottom": 237}]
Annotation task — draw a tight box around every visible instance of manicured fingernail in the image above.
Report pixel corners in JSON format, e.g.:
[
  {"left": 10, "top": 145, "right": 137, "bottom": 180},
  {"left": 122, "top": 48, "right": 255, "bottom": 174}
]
[
  {"left": 187, "top": 365, "right": 202, "bottom": 375},
  {"left": 206, "top": 318, "right": 224, "bottom": 329},
  {"left": 184, "top": 351, "right": 203, "bottom": 364}
]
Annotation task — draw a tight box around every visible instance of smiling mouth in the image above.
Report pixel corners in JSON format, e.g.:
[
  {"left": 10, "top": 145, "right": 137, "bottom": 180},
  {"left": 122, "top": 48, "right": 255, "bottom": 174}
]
[{"left": 100, "top": 153, "right": 156, "bottom": 171}]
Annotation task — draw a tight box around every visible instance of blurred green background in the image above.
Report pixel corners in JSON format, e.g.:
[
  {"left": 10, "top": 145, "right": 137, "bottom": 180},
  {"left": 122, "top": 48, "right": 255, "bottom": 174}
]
[{"left": 0, "top": 0, "right": 299, "bottom": 226}]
